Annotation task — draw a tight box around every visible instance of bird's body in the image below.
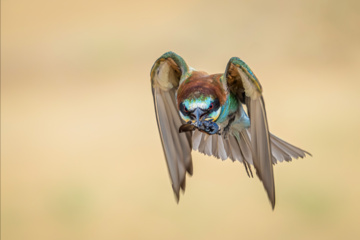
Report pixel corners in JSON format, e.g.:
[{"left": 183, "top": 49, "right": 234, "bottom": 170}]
[{"left": 151, "top": 51, "right": 310, "bottom": 208}]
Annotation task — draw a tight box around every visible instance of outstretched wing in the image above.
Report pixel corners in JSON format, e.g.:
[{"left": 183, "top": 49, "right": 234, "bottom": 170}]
[
  {"left": 150, "top": 52, "right": 193, "bottom": 201},
  {"left": 224, "top": 57, "right": 275, "bottom": 208}
]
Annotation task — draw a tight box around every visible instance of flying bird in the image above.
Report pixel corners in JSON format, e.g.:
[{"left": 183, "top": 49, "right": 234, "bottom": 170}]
[{"left": 150, "top": 51, "right": 310, "bottom": 209}]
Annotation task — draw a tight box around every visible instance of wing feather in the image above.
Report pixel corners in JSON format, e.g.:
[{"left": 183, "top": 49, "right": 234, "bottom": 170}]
[
  {"left": 224, "top": 137, "right": 234, "bottom": 162},
  {"left": 228, "top": 135, "right": 244, "bottom": 163},
  {"left": 204, "top": 134, "right": 213, "bottom": 156},
  {"left": 238, "top": 130, "right": 254, "bottom": 165},
  {"left": 192, "top": 130, "right": 202, "bottom": 151},
  {"left": 270, "top": 133, "right": 311, "bottom": 159},
  {"left": 212, "top": 134, "right": 219, "bottom": 158},
  {"left": 270, "top": 141, "right": 288, "bottom": 163},
  {"left": 151, "top": 52, "right": 193, "bottom": 200},
  {"left": 217, "top": 135, "right": 228, "bottom": 160},
  {"left": 154, "top": 90, "right": 182, "bottom": 196},
  {"left": 249, "top": 97, "right": 275, "bottom": 208},
  {"left": 225, "top": 57, "right": 275, "bottom": 208}
]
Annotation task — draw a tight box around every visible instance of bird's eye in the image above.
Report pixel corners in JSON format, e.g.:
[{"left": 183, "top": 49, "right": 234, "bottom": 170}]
[
  {"left": 184, "top": 106, "right": 189, "bottom": 112},
  {"left": 209, "top": 103, "right": 213, "bottom": 110}
]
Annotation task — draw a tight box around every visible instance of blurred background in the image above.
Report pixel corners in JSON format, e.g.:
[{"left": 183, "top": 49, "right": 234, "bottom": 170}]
[{"left": 2, "top": 0, "right": 360, "bottom": 239}]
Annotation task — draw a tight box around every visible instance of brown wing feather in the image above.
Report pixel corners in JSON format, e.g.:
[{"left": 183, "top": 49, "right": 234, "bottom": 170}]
[
  {"left": 151, "top": 54, "right": 193, "bottom": 201},
  {"left": 225, "top": 58, "right": 275, "bottom": 208}
]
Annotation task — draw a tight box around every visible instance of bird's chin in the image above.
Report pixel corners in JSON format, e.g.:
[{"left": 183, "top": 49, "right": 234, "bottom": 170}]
[{"left": 179, "top": 120, "right": 220, "bottom": 135}]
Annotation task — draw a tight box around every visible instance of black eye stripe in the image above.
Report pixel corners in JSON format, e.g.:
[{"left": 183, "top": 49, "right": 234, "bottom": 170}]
[
  {"left": 208, "top": 99, "right": 220, "bottom": 112},
  {"left": 180, "top": 102, "right": 191, "bottom": 115}
]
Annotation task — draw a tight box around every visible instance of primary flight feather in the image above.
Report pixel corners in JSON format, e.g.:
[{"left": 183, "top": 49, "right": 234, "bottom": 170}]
[{"left": 150, "top": 51, "right": 310, "bottom": 209}]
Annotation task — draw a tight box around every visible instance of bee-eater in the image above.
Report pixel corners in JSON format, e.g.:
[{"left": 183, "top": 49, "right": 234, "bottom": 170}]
[{"left": 150, "top": 51, "right": 310, "bottom": 209}]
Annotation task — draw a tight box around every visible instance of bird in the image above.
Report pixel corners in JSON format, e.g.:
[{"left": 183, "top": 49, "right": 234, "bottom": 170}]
[{"left": 150, "top": 51, "right": 310, "bottom": 209}]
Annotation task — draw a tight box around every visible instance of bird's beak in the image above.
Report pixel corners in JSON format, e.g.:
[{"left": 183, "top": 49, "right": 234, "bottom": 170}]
[
  {"left": 179, "top": 107, "right": 219, "bottom": 135},
  {"left": 178, "top": 108, "right": 205, "bottom": 133},
  {"left": 192, "top": 108, "right": 205, "bottom": 128}
]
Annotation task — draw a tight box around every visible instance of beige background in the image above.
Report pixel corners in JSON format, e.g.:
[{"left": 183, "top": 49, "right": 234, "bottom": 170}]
[{"left": 2, "top": 0, "right": 360, "bottom": 239}]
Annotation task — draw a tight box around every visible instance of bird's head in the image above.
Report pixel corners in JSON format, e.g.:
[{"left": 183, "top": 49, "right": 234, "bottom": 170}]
[
  {"left": 178, "top": 92, "right": 222, "bottom": 134},
  {"left": 176, "top": 73, "right": 227, "bottom": 135}
]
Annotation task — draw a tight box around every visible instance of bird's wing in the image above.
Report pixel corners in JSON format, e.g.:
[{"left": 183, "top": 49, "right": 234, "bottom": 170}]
[
  {"left": 192, "top": 129, "right": 255, "bottom": 177},
  {"left": 224, "top": 57, "right": 275, "bottom": 208},
  {"left": 269, "top": 132, "right": 312, "bottom": 163},
  {"left": 150, "top": 52, "right": 193, "bottom": 201}
]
